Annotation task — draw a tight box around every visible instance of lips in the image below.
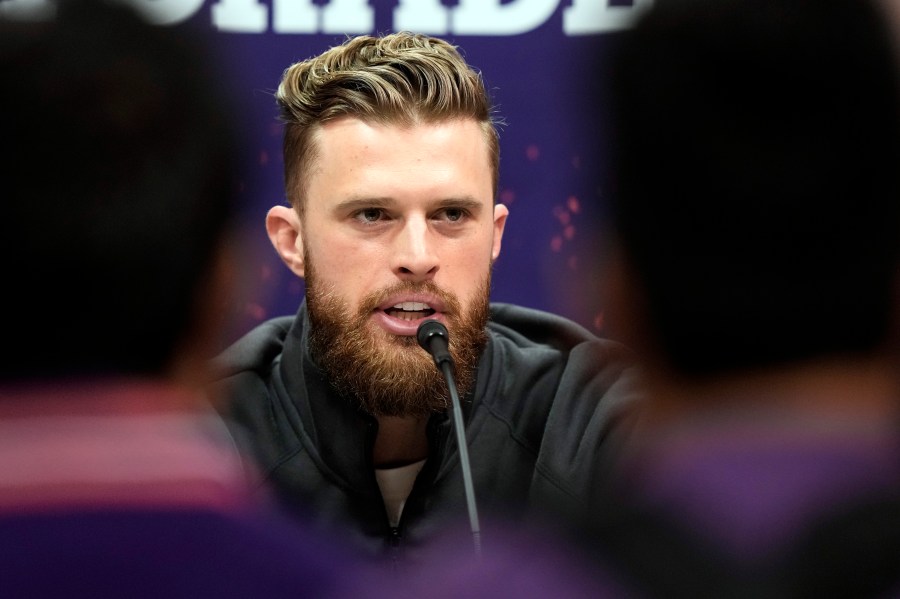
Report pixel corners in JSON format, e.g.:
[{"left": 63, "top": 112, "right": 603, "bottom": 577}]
[{"left": 373, "top": 292, "right": 449, "bottom": 335}]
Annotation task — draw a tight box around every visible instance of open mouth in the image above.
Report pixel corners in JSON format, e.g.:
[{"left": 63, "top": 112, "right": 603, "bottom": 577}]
[{"left": 384, "top": 301, "right": 436, "bottom": 321}]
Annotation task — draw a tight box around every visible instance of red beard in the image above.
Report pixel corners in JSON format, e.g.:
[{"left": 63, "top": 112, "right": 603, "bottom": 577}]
[{"left": 305, "top": 263, "right": 490, "bottom": 417}]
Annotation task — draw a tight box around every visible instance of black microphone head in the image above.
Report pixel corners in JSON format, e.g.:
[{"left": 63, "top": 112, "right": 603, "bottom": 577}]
[
  {"left": 417, "top": 319, "right": 448, "bottom": 351},
  {"left": 417, "top": 319, "right": 453, "bottom": 367}
]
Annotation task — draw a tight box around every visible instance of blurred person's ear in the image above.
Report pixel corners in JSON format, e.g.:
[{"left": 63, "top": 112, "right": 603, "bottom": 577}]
[
  {"left": 266, "top": 205, "right": 306, "bottom": 278},
  {"left": 600, "top": 239, "right": 656, "bottom": 365}
]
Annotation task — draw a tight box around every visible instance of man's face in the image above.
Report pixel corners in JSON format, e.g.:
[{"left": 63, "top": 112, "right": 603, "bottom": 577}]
[{"left": 294, "top": 117, "right": 508, "bottom": 416}]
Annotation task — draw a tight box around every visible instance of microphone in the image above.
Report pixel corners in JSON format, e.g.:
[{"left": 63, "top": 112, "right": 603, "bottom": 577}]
[
  {"left": 416, "top": 319, "right": 481, "bottom": 557},
  {"left": 416, "top": 319, "right": 453, "bottom": 367}
]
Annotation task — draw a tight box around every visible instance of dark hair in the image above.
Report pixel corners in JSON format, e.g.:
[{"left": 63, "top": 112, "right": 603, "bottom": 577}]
[
  {"left": 0, "top": 0, "right": 239, "bottom": 379},
  {"left": 606, "top": 0, "right": 900, "bottom": 376}
]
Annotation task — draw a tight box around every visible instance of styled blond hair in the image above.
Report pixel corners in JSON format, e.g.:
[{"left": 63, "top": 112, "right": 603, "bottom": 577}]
[{"left": 275, "top": 32, "right": 500, "bottom": 212}]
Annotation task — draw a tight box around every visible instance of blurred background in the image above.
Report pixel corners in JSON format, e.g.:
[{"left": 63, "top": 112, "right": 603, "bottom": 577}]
[{"left": 2, "top": 0, "right": 649, "bottom": 341}]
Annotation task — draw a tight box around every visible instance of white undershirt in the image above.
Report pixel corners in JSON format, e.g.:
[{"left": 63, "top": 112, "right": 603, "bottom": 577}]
[{"left": 375, "top": 459, "right": 427, "bottom": 528}]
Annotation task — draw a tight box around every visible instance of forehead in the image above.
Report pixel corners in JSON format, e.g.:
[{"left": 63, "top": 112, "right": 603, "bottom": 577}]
[
  {"left": 305, "top": 117, "right": 494, "bottom": 205},
  {"left": 311, "top": 116, "right": 491, "bottom": 163}
]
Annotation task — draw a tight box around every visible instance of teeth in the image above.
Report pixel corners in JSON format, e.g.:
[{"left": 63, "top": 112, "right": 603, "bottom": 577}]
[{"left": 392, "top": 301, "right": 430, "bottom": 311}]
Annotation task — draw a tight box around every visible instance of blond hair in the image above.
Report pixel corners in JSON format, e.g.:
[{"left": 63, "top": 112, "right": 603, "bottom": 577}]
[{"left": 276, "top": 32, "right": 500, "bottom": 212}]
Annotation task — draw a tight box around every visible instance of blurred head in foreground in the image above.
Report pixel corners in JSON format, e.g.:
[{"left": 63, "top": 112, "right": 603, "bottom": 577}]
[
  {"left": 0, "top": 0, "right": 239, "bottom": 386},
  {"left": 602, "top": 0, "right": 900, "bottom": 384},
  {"left": 0, "top": 4, "right": 361, "bottom": 598},
  {"left": 580, "top": 4, "right": 900, "bottom": 593}
]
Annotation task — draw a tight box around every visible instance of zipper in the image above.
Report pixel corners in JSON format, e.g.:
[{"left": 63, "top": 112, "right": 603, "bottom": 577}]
[{"left": 389, "top": 525, "right": 403, "bottom": 572}]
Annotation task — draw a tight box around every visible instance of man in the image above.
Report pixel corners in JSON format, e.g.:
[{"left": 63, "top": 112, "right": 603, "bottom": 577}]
[
  {"left": 578, "top": 0, "right": 900, "bottom": 594},
  {"left": 0, "top": 0, "right": 355, "bottom": 595},
  {"left": 214, "top": 32, "right": 639, "bottom": 563}
]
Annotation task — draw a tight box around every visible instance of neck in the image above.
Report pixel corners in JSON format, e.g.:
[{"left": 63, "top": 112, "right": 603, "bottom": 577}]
[{"left": 372, "top": 415, "right": 429, "bottom": 469}]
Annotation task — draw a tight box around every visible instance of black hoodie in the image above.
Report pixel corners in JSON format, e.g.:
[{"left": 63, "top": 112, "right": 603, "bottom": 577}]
[{"left": 212, "top": 302, "right": 641, "bottom": 567}]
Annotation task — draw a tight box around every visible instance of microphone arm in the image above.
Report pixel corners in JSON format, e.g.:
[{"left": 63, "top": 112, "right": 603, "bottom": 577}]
[{"left": 416, "top": 319, "right": 482, "bottom": 557}]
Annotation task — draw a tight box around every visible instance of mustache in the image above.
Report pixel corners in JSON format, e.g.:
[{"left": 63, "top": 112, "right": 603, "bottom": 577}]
[{"left": 357, "top": 280, "right": 462, "bottom": 317}]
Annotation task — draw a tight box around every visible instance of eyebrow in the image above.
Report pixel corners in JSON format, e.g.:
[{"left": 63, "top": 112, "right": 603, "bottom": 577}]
[
  {"left": 333, "top": 196, "right": 485, "bottom": 214},
  {"left": 432, "top": 197, "right": 484, "bottom": 212}
]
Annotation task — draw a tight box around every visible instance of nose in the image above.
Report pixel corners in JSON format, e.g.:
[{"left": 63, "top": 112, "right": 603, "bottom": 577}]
[{"left": 391, "top": 217, "right": 439, "bottom": 281}]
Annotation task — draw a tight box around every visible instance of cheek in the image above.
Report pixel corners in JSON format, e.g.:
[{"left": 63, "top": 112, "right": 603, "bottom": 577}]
[
  {"left": 307, "top": 234, "right": 364, "bottom": 270},
  {"left": 307, "top": 241, "right": 384, "bottom": 301},
  {"left": 443, "top": 246, "right": 494, "bottom": 290},
  {"left": 454, "top": 234, "right": 496, "bottom": 269}
]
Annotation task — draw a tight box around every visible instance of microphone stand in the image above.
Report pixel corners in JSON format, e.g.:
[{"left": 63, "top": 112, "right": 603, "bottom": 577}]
[{"left": 417, "top": 320, "right": 482, "bottom": 557}]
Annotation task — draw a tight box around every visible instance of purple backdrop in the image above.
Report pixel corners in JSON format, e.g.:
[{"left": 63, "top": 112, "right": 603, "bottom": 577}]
[{"left": 88, "top": 0, "right": 651, "bottom": 342}]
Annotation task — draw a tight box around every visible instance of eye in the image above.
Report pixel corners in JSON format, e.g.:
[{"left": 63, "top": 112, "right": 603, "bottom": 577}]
[
  {"left": 441, "top": 207, "right": 467, "bottom": 222},
  {"left": 353, "top": 207, "right": 385, "bottom": 223}
]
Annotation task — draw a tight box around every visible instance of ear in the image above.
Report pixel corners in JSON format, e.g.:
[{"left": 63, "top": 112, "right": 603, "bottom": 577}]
[
  {"left": 491, "top": 203, "right": 509, "bottom": 261},
  {"left": 266, "top": 205, "right": 306, "bottom": 278},
  {"left": 168, "top": 234, "right": 240, "bottom": 389}
]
